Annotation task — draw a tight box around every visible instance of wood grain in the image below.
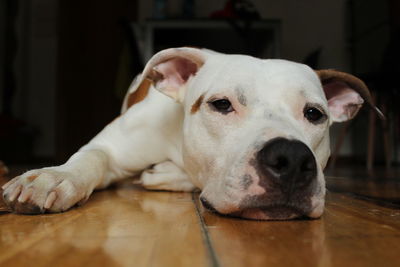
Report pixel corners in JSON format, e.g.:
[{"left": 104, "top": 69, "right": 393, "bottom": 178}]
[
  {"left": 0, "top": 179, "right": 207, "bottom": 267},
  {"left": 199, "top": 191, "right": 400, "bottom": 267},
  {"left": 1, "top": 168, "right": 399, "bottom": 267}
]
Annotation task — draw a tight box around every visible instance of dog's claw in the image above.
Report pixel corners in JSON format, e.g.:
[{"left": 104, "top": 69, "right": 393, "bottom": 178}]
[
  {"left": 44, "top": 191, "right": 57, "bottom": 210},
  {"left": 9, "top": 184, "right": 22, "bottom": 202},
  {"left": 17, "top": 187, "right": 34, "bottom": 203},
  {"left": 1, "top": 179, "right": 16, "bottom": 190}
]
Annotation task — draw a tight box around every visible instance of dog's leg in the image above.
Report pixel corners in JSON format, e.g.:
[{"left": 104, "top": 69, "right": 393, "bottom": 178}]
[
  {"left": 1, "top": 91, "right": 184, "bottom": 214},
  {"left": 140, "top": 161, "right": 195, "bottom": 192}
]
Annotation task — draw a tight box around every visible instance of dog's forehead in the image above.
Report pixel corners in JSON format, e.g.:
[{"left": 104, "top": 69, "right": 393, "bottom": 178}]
[{"left": 199, "top": 54, "right": 324, "bottom": 100}]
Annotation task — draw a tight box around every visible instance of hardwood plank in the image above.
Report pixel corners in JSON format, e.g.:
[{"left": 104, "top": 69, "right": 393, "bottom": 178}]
[
  {"left": 327, "top": 176, "right": 400, "bottom": 205},
  {"left": 0, "top": 180, "right": 208, "bottom": 267},
  {"left": 326, "top": 167, "right": 400, "bottom": 181},
  {"left": 199, "top": 191, "right": 400, "bottom": 267},
  {"left": 2, "top": 167, "right": 400, "bottom": 267}
]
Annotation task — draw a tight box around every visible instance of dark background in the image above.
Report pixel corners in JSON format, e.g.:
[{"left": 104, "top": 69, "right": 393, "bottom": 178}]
[{"left": 0, "top": 0, "right": 399, "bottom": 165}]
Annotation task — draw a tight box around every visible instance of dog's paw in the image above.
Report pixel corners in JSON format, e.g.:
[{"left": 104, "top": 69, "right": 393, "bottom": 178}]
[{"left": 1, "top": 169, "right": 88, "bottom": 214}]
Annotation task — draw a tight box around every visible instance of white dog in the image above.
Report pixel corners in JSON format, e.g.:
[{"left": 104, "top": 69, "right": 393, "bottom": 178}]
[{"left": 1, "top": 47, "right": 382, "bottom": 220}]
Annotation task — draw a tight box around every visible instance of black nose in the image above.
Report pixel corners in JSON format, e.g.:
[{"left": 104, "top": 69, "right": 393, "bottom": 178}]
[{"left": 256, "top": 138, "right": 317, "bottom": 192}]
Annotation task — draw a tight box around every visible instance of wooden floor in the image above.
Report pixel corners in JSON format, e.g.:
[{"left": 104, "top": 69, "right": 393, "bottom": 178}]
[{"left": 1, "top": 166, "right": 400, "bottom": 267}]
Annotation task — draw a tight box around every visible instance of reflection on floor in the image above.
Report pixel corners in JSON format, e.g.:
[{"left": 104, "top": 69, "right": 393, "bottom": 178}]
[{"left": 0, "top": 165, "right": 399, "bottom": 267}]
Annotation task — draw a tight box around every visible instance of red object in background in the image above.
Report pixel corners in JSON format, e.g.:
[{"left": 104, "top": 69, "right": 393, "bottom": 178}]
[
  {"left": 210, "top": 0, "right": 237, "bottom": 19},
  {"left": 210, "top": 0, "right": 260, "bottom": 20}
]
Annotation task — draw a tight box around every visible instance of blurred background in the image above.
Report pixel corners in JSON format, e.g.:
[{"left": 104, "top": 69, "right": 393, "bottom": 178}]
[{"left": 0, "top": 0, "right": 399, "bottom": 170}]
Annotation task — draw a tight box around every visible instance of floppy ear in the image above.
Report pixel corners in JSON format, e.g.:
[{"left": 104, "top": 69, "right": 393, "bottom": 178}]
[
  {"left": 140, "top": 47, "right": 206, "bottom": 102},
  {"left": 316, "top": 69, "right": 384, "bottom": 123},
  {"left": 122, "top": 47, "right": 207, "bottom": 111}
]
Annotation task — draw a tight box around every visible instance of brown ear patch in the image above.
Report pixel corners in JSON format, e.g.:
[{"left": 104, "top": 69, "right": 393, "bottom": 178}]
[
  {"left": 191, "top": 95, "right": 204, "bottom": 114},
  {"left": 126, "top": 78, "right": 152, "bottom": 108},
  {"left": 316, "top": 69, "right": 385, "bottom": 120},
  {"left": 316, "top": 69, "right": 373, "bottom": 104}
]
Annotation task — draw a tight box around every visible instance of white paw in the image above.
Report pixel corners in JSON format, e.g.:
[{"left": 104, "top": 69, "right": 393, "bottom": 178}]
[
  {"left": 1, "top": 168, "right": 90, "bottom": 214},
  {"left": 140, "top": 161, "right": 196, "bottom": 192}
]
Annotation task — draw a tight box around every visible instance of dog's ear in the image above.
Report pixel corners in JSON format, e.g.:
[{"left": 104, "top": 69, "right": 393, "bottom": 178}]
[
  {"left": 316, "top": 69, "right": 384, "bottom": 123},
  {"left": 141, "top": 47, "right": 207, "bottom": 102}
]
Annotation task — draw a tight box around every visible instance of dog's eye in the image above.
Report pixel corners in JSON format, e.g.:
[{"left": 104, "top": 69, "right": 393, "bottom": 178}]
[
  {"left": 304, "top": 107, "right": 325, "bottom": 123},
  {"left": 209, "top": 99, "right": 234, "bottom": 113}
]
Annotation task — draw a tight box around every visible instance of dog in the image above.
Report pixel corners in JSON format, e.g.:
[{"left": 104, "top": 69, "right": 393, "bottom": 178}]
[{"left": 1, "top": 47, "right": 383, "bottom": 220}]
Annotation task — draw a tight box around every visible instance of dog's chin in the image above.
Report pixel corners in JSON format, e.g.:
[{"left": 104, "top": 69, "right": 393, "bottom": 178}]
[{"left": 229, "top": 206, "right": 311, "bottom": 221}]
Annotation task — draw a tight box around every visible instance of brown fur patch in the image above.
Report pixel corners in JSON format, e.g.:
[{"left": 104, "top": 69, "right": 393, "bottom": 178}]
[
  {"left": 27, "top": 175, "right": 38, "bottom": 182},
  {"left": 316, "top": 69, "right": 385, "bottom": 120},
  {"left": 315, "top": 69, "right": 372, "bottom": 104},
  {"left": 191, "top": 95, "right": 204, "bottom": 114},
  {"left": 126, "top": 78, "right": 152, "bottom": 108}
]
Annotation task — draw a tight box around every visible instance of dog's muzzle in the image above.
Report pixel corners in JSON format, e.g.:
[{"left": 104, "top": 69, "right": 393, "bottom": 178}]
[{"left": 201, "top": 138, "right": 319, "bottom": 220}]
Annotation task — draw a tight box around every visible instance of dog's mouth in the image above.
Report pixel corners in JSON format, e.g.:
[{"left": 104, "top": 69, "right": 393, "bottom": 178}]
[
  {"left": 227, "top": 205, "right": 311, "bottom": 221},
  {"left": 200, "top": 196, "right": 320, "bottom": 221}
]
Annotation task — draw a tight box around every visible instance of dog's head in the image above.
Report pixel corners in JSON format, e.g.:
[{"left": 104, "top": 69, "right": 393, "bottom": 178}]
[{"left": 137, "top": 47, "right": 381, "bottom": 220}]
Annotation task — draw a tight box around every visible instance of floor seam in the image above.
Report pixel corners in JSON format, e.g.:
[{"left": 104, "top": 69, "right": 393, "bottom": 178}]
[{"left": 192, "top": 192, "right": 220, "bottom": 267}]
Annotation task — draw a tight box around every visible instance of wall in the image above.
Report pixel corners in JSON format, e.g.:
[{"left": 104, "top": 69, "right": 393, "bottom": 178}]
[
  {"left": 2, "top": 0, "right": 136, "bottom": 162},
  {"left": 11, "top": 0, "right": 58, "bottom": 159},
  {"left": 0, "top": 1, "right": 4, "bottom": 109},
  {"left": 26, "top": 0, "right": 58, "bottom": 158}
]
